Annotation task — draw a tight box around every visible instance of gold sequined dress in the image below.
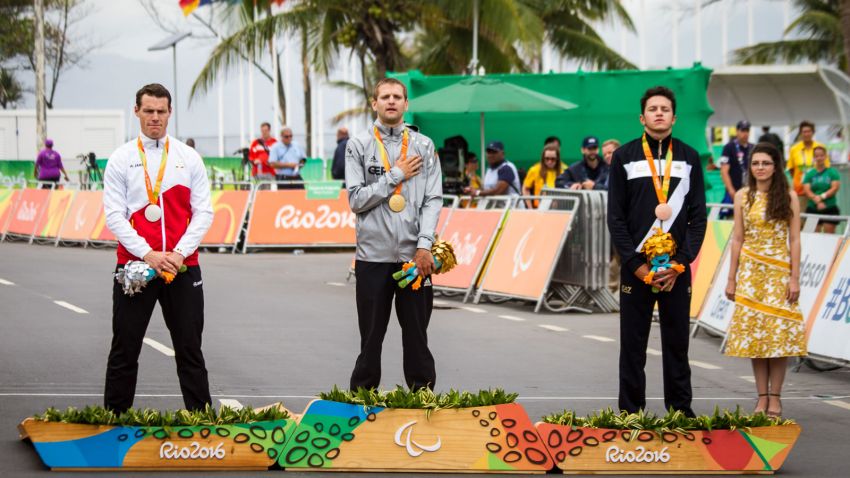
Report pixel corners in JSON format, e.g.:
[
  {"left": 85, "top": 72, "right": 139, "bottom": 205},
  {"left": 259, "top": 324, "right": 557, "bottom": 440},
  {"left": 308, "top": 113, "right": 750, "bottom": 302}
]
[{"left": 724, "top": 191, "right": 807, "bottom": 358}]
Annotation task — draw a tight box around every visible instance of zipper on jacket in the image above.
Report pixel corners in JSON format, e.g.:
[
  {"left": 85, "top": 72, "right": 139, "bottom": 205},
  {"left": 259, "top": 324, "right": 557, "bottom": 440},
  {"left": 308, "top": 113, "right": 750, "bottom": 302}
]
[{"left": 160, "top": 188, "right": 167, "bottom": 252}]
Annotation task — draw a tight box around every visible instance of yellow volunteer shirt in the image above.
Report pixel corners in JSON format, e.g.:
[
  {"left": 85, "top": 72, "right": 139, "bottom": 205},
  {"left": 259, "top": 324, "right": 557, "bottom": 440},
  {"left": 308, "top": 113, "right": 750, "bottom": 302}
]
[
  {"left": 787, "top": 140, "right": 827, "bottom": 195},
  {"left": 523, "top": 162, "right": 565, "bottom": 195}
]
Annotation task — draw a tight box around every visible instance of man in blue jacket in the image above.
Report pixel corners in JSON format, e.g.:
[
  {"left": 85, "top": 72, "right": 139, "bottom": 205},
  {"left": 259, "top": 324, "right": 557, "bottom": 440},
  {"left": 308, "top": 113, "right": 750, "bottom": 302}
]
[{"left": 556, "top": 136, "right": 609, "bottom": 190}]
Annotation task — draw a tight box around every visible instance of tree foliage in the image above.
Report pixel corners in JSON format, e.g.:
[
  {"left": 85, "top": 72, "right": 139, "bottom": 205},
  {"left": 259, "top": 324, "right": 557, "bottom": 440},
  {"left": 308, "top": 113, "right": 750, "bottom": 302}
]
[
  {"left": 733, "top": 0, "right": 850, "bottom": 73},
  {"left": 0, "top": 0, "right": 97, "bottom": 108}
]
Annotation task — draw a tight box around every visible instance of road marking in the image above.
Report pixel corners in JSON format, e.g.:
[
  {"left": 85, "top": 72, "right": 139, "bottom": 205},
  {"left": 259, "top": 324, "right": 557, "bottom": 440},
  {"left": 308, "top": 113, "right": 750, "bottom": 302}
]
[
  {"left": 53, "top": 300, "right": 88, "bottom": 314},
  {"left": 143, "top": 338, "right": 175, "bottom": 357},
  {"left": 499, "top": 315, "right": 526, "bottom": 322},
  {"left": 646, "top": 348, "right": 662, "bottom": 356},
  {"left": 583, "top": 335, "right": 615, "bottom": 343},
  {"left": 0, "top": 278, "right": 15, "bottom": 286},
  {"left": 739, "top": 375, "right": 756, "bottom": 383},
  {"left": 539, "top": 324, "right": 568, "bottom": 332},
  {"left": 460, "top": 306, "right": 486, "bottom": 313},
  {"left": 219, "top": 399, "right": 244, "bottom": 411},
  {"left": 326, "top": 282, "right": 346, "bottom": 287},
  {"left": 824, "top": 400, "right": 850, "bottom": 411},
  {"left": 689, "top": 360, "right": 722, "bottom": 370}
]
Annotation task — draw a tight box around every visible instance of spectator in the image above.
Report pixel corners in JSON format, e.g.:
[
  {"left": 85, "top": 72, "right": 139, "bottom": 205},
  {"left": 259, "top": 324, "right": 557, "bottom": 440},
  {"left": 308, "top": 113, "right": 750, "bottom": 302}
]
[
  {"left": 602, "top": 139, "right": 620, "bottom": 165},
  {"left": 544, "top": 135, "right": 561, "bottom": 150},
  {"left": 787, "top": 121, "right": 826, "bottom": 210},
  {"left": 185, "top": 138, "right": 196, "bottom": 149},
  {"left": 332, "top": 126, "right": 349, "bottom": 181},
  {"left": 758, "top": 126, "right": 784, "bottom": 156},
  {"left": 269, "top": 126, "right": 306, "bottom": 189},
  {"left": 34, "top": 138, "right": 69, "bottom": 189},
  {"left": 555, "top": 135, "right": 609, "bottom": 191},
  {"left": 522, "top": 145, "right": 564, "bottom": 208},
  {"left": 803, "top": 145, "right": 842, "bottom": 234},
  {"left": 718, "top": 121, "right": 754, "bottom": 218},
  {"left": 249, "top": 122, "right": 277, "bottom": 181},
  {"left": 465, "top": 140, "right": 521, "bottom": 200},
  {"left": 462, "top": 152, "right": 482, "bottom": 190}
]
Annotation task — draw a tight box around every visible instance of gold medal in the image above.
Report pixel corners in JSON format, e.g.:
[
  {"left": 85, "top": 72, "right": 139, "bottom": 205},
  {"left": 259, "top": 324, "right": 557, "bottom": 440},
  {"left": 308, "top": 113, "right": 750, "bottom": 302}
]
[{"left": 388, "top": 193, "right": 406, "bottom": 212}]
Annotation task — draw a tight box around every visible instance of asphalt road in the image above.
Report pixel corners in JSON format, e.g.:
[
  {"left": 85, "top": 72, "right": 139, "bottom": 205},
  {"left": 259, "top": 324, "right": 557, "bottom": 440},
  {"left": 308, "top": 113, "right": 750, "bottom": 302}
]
[{"left": 1, "top": 242, "right": 848, "bottom": 477}]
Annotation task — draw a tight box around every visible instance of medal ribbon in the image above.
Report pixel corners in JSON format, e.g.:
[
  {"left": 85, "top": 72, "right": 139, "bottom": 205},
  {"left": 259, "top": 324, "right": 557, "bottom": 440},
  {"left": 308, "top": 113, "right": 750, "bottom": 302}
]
[
  {"left": 373, "top": 126, "right": 409, "bottom": 196},
  {"left": 137, "top": 137, "right": 169, "bottom": 206},
  {"left": 641, "top": 133, "right": 674, "bottom": 204}
]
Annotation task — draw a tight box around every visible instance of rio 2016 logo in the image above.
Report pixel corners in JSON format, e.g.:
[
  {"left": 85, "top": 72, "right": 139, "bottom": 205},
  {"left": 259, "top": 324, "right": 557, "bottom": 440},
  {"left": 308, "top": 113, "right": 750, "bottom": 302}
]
[
  {"left": 605, "top": 445, "right": 670, "bottom": 464},
  {"left": 159, "top": 441, "right": 226, "bottom": 460},
  {"left": 275, "top": 205, "right": 356, "bottom": 230}
]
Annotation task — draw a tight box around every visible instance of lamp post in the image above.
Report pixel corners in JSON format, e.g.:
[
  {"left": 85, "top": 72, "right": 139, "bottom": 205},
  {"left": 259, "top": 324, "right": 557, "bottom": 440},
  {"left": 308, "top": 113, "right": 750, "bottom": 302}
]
[{"left": 148, "top": 32, "right": 192, "bottom": 138}]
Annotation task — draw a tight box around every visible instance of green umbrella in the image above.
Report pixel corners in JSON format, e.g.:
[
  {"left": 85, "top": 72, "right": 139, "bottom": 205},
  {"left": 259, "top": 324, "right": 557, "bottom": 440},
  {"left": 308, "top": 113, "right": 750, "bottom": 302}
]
[{"left": 408, "top": 77, "right": 578, "bottom": 178}]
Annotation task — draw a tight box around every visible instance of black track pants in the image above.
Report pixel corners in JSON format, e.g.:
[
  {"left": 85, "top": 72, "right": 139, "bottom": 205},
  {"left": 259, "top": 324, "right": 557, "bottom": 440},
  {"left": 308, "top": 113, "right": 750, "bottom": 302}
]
[
  {"left": 104, "top": 265, "right": 211, "bottom": 412},
  {"left": 618, "top": 267, "right": 694, "bottom": 416},
  {"left": 350, "top": 261, "right": 435, "bottom": 391}
]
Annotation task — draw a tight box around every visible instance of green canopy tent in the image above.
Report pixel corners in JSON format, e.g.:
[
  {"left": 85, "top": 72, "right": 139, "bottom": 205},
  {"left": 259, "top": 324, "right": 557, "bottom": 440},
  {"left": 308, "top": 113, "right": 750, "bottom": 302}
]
[{"left": 408, "top": 77, "right": 578, "bottom": 178}]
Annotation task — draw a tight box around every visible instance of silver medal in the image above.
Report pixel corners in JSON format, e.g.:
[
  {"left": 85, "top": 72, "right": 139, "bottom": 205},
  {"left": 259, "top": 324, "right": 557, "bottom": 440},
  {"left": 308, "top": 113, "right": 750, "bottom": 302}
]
[{"left": 144, "top": 204, "right": 162, "bottom": 222}]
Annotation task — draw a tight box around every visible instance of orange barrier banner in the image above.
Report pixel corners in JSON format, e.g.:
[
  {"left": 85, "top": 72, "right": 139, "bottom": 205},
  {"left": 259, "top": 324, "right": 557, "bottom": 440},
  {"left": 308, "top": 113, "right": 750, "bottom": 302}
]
[
  {"left": 90, "top": 199, "right": 117, "bottom": 243},
  {"left": 689, "top": 220, "right": 734, "bottom": 317},
  {"left": 478, "top": 210, "right": 572, "bottom": 300},
  {"left": 433, "top": 209, "right": 504, "bottom": 290},
  {"left": 436, "top": 207, "right": 451, "bottom": 237},
  {"left": 203, "top": 190, "right": 251, "bottom": 246},
  {"left": 58, "top": 191, "right": 104, "bottom": 242},
  {"left": 0, "top": 189, "right": 21, "bottom": 234},
  {"left": 35, "top": 190, "right": 75, "bottom": 239},
  {"left": 246, "top": 190, "right": 356, "bottom": 246},
  {"left": 6, "top": 188, "right": 50, "bottom": 236}
]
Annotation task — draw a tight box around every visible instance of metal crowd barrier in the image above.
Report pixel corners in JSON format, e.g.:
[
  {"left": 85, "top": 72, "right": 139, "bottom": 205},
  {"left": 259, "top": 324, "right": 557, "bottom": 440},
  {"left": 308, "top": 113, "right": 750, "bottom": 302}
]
[{"left": 541, "top": 188, "right": 618, "bottom": 313}]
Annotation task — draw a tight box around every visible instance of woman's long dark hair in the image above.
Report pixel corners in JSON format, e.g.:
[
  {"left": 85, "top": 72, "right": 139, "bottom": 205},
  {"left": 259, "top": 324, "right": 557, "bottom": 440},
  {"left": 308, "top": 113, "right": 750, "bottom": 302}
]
[
  {"left": 539, "top": 144, "right": 563, "bottom": 177},
  {"left": 746, "top": 142, "right": 792, "bottom": 222}
]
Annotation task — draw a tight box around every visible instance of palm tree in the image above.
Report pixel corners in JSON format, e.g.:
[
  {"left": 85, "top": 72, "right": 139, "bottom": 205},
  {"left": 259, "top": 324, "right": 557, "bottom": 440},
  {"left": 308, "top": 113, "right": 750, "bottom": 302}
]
[
  {"left": 412, "top": 0, "right": 635, "bottom": 75},
  {"left": 733, "top": 0, "right": 850, "bottom": 74}
]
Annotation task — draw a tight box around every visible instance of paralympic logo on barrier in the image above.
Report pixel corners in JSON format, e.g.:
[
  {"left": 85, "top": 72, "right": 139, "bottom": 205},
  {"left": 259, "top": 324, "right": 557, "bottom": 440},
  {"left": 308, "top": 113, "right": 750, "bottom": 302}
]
[
  {"left": 512, "top": 229, "right": 536, "bottom": 278},
  {"left": 274, "top": 204, "right": 356, "bottom": 230}
]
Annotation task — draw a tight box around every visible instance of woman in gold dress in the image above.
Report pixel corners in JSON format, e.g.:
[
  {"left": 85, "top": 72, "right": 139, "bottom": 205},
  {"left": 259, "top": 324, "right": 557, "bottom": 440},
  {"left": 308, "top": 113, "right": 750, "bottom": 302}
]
[{"left": 724, "top": 143, "right": 806, "bottom": 417}]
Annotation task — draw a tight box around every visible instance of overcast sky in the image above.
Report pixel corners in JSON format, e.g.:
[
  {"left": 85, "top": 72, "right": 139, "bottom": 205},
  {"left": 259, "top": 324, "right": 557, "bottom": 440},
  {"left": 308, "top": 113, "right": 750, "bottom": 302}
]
[{"left": 15, "top": 0, "right": 795, "bottom": 156}]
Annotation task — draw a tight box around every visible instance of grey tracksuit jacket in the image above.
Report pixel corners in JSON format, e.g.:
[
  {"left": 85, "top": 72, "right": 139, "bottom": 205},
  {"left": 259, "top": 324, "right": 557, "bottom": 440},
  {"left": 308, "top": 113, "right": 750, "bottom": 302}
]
[{"left": 345, "top": 120, "right": 443, "bottom": 263}]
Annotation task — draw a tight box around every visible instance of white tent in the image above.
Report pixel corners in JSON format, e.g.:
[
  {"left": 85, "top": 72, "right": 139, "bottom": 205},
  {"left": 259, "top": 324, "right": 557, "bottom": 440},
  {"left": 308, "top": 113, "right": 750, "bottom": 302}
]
[{"left": 707, "top": 64, "right": 850, "bottom": 127}]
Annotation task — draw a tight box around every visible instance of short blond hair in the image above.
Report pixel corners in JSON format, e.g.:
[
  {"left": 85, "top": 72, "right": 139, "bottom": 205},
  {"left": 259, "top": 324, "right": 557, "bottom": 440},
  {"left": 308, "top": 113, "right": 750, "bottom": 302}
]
[
  {"left": 373, "top": 78, "right": 408, "bottom": 100},
  {"left": 602, "top": 139, "right": 620, "bottom": 149}
]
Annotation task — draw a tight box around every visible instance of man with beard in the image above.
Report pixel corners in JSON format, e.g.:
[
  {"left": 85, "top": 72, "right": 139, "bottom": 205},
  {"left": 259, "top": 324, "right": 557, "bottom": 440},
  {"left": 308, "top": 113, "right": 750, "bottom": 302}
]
[
  {"left": 346, "top": 78, "right": 442, "bottom": 391},
  {"left": 556, "top": 136, "right": 610, "bottom": 191},
  {"left": 607, "top": 86, "right": 707, "bottom": 417}
]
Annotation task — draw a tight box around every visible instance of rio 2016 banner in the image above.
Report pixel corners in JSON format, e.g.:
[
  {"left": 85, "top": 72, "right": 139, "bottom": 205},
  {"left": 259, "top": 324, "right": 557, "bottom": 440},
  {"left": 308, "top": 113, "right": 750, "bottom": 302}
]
[
  {"left": 5, "top": 188, "right": 50, "bottom": 237},
  {"left": 246, "top": 190, "right": 355, "bottom": 246},
  {"left": 805, "top": 241, "right": 850, "bottom": 362},
  {"left": 202, "top": 191, "right": 251, "bottom": 246},
  {"left": 58, "top": 191, "right": 104, "bottom": 242},
  {"left": 433, "top": 209, "right": 504, "bottom": 291},
  {"left": 690, "top": 220, "right": 734, "bottom": 317},
  {"left": 477, "top": 210, "right": 572, "bottom": 301},
  {"left": 697, "top": 232, "right": 843, "bottom": 336}
]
